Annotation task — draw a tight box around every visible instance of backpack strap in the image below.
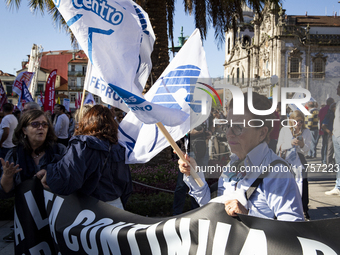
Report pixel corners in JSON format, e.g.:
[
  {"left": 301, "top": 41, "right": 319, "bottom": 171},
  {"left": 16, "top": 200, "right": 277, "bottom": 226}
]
[{"left": 245, "top": 159, "right": 290, "bottom": 200}]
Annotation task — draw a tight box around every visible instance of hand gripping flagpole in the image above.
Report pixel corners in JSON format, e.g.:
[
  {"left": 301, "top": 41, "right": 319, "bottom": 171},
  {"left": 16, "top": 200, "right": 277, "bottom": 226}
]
[{"left": 156, "top": 122, "right": 204, "bottom": 187}]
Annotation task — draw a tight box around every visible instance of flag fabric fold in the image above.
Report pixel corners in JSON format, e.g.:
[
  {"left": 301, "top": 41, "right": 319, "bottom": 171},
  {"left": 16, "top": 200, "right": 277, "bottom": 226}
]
[
  {"left": 56, "top": 0, "right": 187, "bottom": 126},
  {"left": 119, "top": 29, "right": 212, "bottom": 163},
  {"left": 0, "top": 79, "right": 8, "bottom": 110},
  {"left": 12, "top": 71, "right": 34, "bottom": 97},
  {"left": 84, "top": 92, "right": 96, "bottom": 105},
  {"left": 17, "top": 81, "right": 34, "bottom": 110},
  {"left": 44, "top": 70, "right": 57, "bottom": 113}
]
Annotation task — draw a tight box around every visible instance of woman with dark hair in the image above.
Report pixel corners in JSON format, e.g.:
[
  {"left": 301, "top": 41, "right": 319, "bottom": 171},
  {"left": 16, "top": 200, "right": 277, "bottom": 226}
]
[
  {"left": 0, "top": 109, "right": 66, "bottom": 195},
  {"left": 38, "top": 105, "right": 132, "bottom": 209},
  {"left": 178, "top": 92, "right": 304, "bottom": 221}
]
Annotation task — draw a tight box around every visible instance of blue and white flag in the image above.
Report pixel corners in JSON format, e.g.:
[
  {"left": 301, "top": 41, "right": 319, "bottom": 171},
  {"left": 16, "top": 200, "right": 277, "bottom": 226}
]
[
  {"left": 56, "top": 0, "right": 186, "bottom": 125},
  {"left": 84, "top": 63, "right": 129, "bottom": 112},
  {"left": 83, "top": 4, "right": 154, "bottom": 113},
  {"left": 119, "top": 29, "right": 212, "bottom": 163},
  {"left": 18, "top": 81, "right": 34, "bottom": 110},
  {"left": 84, "top": 92, "right": 96, "bottom": 105}
]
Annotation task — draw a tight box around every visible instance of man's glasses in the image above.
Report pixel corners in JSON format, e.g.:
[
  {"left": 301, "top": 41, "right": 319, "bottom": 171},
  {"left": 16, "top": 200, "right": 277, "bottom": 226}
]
[
  {"left": 29, "top": 122, "right": 49, "bottom": 129},
  {"left": 226, "top": 123, "right": 253, "bottom": 136}
]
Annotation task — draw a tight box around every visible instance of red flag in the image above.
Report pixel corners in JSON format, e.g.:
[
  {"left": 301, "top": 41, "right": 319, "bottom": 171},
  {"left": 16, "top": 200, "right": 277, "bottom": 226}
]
[
  {"left": 0, "top": 79, "right": 8, "bottom": 110},
  {"left": 75, "top": 93, "right": 79, "bottom": 109},
  {"left": 44, "top": 70, "right": 57, "bottom": 113}
]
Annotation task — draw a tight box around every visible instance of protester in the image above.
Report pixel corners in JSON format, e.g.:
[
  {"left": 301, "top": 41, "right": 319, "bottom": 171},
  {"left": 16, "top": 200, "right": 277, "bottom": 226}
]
[
  {"left": 74, "top": 104, "right": 93, "bottom": 123},
  {"left": 38, "top": 105, "right": 132, "bottom": 209},
  {"left": 53, "top": 104, "right": 69, "bottom": 147},
  {"left": 66, "top": 111, "right": 75, "bottom": 138},
  {"left": 0, "top": 110, "right": 66, "bottom": 242},
  {"left": 321, "top": 102, "right": 336, "bottom": 167},
  {"left": 325, "top": 82, "right": 340, "bottom": 195},
  {"left": 319, "top": 98, "right": 335, "bottom": 164},
  {"left": 277, "top": 110, "right": 312, "bottom": 220},
  {"left": 0, "top": 103, "right": 18, "bottom": 164},
  {"left": 305, "top": 101, "right": 319, "bottom": 159},
  {"left": 173, "top": 122, "right": 211, "bottom": 215},
  {"left": 178, "top": 92, "right": 304, "bottom": 221}
]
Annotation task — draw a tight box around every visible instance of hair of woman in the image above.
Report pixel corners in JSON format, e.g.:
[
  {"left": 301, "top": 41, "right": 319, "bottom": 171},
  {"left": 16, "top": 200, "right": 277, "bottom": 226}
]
[
  {"left": 289, "top": 110, "right": 306, "bottom": 136},
  {"left": 74, "top": 105, "right": 118, "bottom": 144},
  {"left": 13, "top": 110, "right": 57, "bottom": 154}
]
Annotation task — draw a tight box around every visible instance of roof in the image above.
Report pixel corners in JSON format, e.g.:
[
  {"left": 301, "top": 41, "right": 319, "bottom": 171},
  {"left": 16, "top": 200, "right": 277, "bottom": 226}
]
[
  {"left": 289, "top": 15, "right": 340, "bottom": 27},
  {"left": 55, "top": 83, "right": 68, "bottom": 91},
  {"left": 38, "top": 50, "right": 87, "bottom": 86},
  {"left": 0, "top": 70, "right": 15, "bottom": 77}
]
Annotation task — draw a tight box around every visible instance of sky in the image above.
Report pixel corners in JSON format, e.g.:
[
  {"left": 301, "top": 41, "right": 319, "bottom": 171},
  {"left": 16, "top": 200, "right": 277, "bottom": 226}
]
[{"left": 0, "top": 0, "right": 340, "bottom": 78}]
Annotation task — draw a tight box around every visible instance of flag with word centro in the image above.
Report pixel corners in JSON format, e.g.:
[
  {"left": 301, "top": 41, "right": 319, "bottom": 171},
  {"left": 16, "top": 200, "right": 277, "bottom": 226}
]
[
  {"left": 83, "top": 3, "right": 154, "bottom": 113},
  {"left": 55, "top": 0, "right": 188, "bottom": 126},
  {"left": 119, "top": 29, "right": 212, "bottom": 163}
]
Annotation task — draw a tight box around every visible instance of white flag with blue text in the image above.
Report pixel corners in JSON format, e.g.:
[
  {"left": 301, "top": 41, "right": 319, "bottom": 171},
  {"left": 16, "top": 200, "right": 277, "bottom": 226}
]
[
  {"left": 83, "top": 4, "right": 154, "bottom": 113},
  {"left": 118, "top": 29, "right": 212, "bottom": 163},
  {"left": 56, "top": 0, "right": 187, "bottom": 125}
]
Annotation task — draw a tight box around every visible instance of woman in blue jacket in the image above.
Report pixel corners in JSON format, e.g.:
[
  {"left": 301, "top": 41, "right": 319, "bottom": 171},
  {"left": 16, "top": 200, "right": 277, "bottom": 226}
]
[{"left": 38, "top": 105, "right": 132, "bottom": 209}]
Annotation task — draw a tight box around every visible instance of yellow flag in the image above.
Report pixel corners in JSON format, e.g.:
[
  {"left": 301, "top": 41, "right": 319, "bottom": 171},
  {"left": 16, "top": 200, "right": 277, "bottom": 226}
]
[{"left": 56, "top": 97, "right": 61, "bottom": 104}]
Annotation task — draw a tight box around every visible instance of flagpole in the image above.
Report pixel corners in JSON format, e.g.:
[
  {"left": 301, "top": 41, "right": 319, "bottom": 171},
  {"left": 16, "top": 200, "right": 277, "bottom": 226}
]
[
  {"left": 79, "top": 86, "right": 86, "bottom": 118},
  {"left": 155, "top": 122, "right": 204, "bottom": 187}
]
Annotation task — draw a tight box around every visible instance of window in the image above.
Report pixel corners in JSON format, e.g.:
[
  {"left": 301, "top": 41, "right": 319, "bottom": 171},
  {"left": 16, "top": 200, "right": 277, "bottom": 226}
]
[
  {"left": 6, "top": 85, "right": 12, "bottom": 95},
  {"left": 288, "top": 48, "right": 302, "bottom": 79},
  {"left": 236, "top": 68, "right": 240, "bottom": 83},
  {"left": 228, "top": 38, "right": 230, "bottom": 54},
  {"left": 71, "top": 65, "right": 75, "bottom": 72},
  {"left": 70, "top": 93, "right": 76, "bottom": 103},
  {"left": 94, "top": 95, "right": 99, "bottom": 103},
  {"left": 37, "top": 83, "right": 43, "bottom": 92},
  {"left": 69, "top": 78, "right": 76, "bottom": 86},
  {"left": 83, "top": 65, "right": 87, "bottom": 75},
  {"left": 312, "top": 53, "right": 327, "bottom": 79},
  {"left": 290, "top": 58, "right": 300, "bottom": 78}
]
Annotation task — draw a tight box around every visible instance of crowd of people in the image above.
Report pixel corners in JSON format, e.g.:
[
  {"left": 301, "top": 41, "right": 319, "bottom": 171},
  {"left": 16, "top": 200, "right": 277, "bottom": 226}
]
[
  {"left": 0, "top": 84, "right": 339, "bottom": 243},
  {"left": 0, "top": 102, "right": 130, "bottom": 242},
  {"left": 178, "top": 83, "right": 340, "bottom": 222}
]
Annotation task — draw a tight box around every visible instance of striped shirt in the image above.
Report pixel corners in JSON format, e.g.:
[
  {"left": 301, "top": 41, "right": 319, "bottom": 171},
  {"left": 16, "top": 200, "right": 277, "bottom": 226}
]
[{"left": 305, "top": 108, "right": 319, "bottom": 130}]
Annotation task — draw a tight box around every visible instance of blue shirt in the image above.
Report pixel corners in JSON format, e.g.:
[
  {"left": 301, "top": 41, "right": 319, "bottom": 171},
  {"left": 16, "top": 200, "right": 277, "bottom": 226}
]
[{"left": 183, "top": 142, "right": 304, "bottom": 221}]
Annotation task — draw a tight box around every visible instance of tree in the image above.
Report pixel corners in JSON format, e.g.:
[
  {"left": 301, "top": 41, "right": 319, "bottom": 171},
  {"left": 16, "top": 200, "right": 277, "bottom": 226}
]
[{"left": 6, "top": 0, "right": 281, "bottom": 91}]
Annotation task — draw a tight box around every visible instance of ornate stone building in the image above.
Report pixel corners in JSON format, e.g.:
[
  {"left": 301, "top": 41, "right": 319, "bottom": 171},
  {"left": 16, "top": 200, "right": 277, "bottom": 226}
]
[{"left": 224, "top": 3, "right": 340, "bottom": 104}]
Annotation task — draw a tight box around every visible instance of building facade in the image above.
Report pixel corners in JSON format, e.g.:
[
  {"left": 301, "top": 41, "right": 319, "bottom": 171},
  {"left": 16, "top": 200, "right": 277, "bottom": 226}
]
[{"left": 224, "top": 3, "right": 340, "bottom": 104}]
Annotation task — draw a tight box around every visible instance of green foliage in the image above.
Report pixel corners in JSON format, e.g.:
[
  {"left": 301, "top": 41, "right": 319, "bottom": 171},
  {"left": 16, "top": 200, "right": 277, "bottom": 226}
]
[{"left": 127, "top": 159, "right": 192, "bottom": 216}]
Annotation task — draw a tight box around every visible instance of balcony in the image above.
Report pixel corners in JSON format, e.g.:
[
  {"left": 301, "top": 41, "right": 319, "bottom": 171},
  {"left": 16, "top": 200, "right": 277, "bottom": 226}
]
[
  {"left": 68, "top": 85, "right": 83, "bottom": 91},
  {"left": 68, "top": 71, "right": 86, "bottom": 77}
]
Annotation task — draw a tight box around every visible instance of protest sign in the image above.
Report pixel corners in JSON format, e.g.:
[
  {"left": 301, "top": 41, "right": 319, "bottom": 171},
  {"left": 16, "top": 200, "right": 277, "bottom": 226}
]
[
  {"left": 14, "top": 178, "right": 340, "bottom": 255},
  {"left": 44, "top": 70, "right": 57, "bottom": 113}
]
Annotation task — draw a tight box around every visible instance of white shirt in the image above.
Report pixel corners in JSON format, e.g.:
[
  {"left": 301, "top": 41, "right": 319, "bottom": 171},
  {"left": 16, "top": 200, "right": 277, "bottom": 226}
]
[
  {"left": 54, "top": 113, "right": 69, "bottom": 139},
  {"left": 276, "top": 127, "right": 312, "bottom": 156},
  {"left": 333, "top": 101, "right": 340, "bottom": 138},
  {"left": 1, "top": 114, "right": 18, "bottom": 148},
  {"left": 183, "top": 142, "right": 304, "bottom": 221}
]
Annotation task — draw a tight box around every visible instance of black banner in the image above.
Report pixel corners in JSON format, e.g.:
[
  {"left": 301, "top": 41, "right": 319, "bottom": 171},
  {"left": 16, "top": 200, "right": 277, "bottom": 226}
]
[{"left": 14, "top": 178, "right": 339, "bottom": 254}]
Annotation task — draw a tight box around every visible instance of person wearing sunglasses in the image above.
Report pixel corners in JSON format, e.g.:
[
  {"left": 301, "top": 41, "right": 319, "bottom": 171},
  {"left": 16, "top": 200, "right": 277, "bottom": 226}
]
[
  {"left": 178, "top": 92, "right": 304, "bottom": 221},
  {"left": 0, "top": 109, "right": 66, "bottom": 195},
  {"left": 277, "top": 110, "right": 312, "bottom": 220},
  {"left": 0, "top": 110, "right": 66, "bottom": 242}
]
